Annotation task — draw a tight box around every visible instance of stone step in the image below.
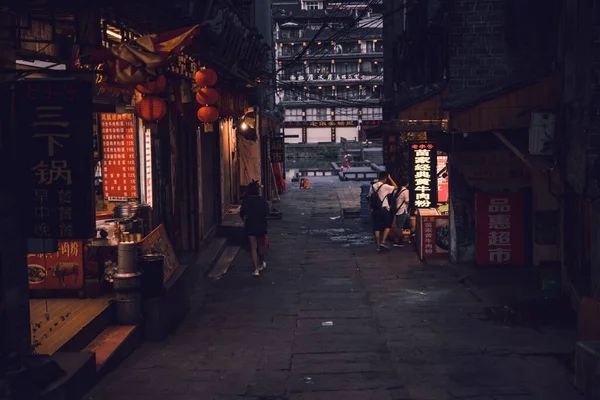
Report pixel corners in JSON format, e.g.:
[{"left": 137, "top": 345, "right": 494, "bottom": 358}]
[
  {"left": 83, "top": 324, "right": 141, "bottom": 379},
  {"left": 208, "top": 245, "right": 240, "bottom": 280}
]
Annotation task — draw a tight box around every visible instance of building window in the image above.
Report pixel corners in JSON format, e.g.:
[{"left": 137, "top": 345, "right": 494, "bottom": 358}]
[
  {"left": 362, "top": 107, "right": 382, "bottom": 120},
  {"left": 285, "top": 108, "right": 304, "bottom": 121},
  {"left": 306, "top": 108, "right": 330, "bottom": 121},
  {"left": 336, "top": 107, "right": 358, "bottom": 121},
  {"left": 302, "top": 1, "right": 323, "bottom": 10},
  {"left": 338, "top": 86, "right": 359, "bottom": 100},
  {"left": 336, "top": 62, "right": 358, "bottom": 74},
  {"left": 309, "top": 63, "right": 331, "bottom": 75}
]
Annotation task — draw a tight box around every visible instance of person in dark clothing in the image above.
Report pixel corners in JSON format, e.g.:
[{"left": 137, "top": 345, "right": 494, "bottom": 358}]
[{"left": 240, "top": 181, "right": 270, "bottom": 276}]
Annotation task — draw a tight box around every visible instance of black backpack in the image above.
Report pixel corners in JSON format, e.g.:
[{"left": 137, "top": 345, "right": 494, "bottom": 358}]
[
  {"left": 369, "top": 184, "right": 384, "bottom": 211},
  {"left": 389, "top": 188, "right": 407, "bottom": 215}
]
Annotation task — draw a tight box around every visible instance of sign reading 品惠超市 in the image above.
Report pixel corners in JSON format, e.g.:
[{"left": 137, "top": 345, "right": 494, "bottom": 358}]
[
  {"left": 475, "top": 194, "right": 524, "bottom": 265},
  {"left": 16, "top": 80, "right": 95, "bottom": 240},
  {"left": 270, "top": 137, "right": 284, "bottom": 163}
]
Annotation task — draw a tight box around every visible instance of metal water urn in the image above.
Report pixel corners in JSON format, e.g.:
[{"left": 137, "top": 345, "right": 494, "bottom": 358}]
[{"left": 113, "top": 241, "right": 143, "bottom": 325}]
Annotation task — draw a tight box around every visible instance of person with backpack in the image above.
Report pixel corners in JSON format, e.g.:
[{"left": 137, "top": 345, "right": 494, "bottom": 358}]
[
  {"left": 369, "top": 171, "right": 397, "bottom": 252},
  {"left": 390, "top": 178, "right": 410, "bottom": 248}
]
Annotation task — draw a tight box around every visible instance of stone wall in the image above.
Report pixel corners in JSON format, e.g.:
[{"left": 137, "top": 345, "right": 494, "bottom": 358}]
[{"left": 447, "top": 0, "right": 508, "bottom": 91}]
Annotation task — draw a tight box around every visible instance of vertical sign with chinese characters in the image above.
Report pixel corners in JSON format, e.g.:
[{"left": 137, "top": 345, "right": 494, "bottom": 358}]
[
  {"left": 270, "top": 137, "right": 284, "bottom": 163},
  {"left": 437, "top": 155, "right": 449, "bottom": 203},
  {"left": 422, "top": 216, "right": 435, "bottom": 258},
  {"left": 409, "top": 143, "right": 438, "bottom": 209},
  {"left": 16, "top": 80, "right": 95, "bottom": 240},
  {"left": 100, "top": 113, "right": 138, "bottom": 202},
  {"left": 475, "top": 194, "right": 525, "bottom": 265},
  {"left": 144, "top": 127, "right": 153, "bottom": 207}
]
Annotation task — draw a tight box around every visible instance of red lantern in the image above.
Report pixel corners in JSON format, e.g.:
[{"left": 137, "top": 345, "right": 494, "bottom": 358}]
[
  {"left": 197, "top": 106, "right": 219, "bottom": 123},
  {"left": 137, "top": 96, "right": 167, "bottom": 121},
  {"left": 194, "top": 69, "right": 217, "bottom": 87},
  {"left": 136, "top": 75, "right": 167, "bottom": 94},
  {"left": 195, "top": 88, "right": 219, "bottom": 105}
]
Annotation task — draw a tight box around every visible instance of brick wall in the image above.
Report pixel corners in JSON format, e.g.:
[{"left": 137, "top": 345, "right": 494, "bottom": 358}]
[{"left": 447, "top": 0, "right": 508, "bottom": 91}]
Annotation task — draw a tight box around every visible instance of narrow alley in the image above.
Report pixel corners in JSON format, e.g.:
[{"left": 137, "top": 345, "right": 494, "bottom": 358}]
[{"left": 87, "top": 179, "right": 581, "bottom": 400}]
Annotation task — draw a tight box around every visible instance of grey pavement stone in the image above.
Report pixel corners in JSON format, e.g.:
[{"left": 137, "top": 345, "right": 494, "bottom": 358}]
[
  {"left": 289, "top": 389, "right": 395, "bottom": 400},
  {"left": 86, "top": 182, "right": 582, "bottom": 400},
  {"left": 291, "top": 352, "right": 393, "bottom": 374}
]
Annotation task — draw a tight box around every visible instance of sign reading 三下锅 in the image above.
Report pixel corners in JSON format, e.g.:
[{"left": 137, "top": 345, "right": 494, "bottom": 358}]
[
  {"left": 475, "top": 194, "right": 524, "bottom": 265},
  {"left": 409, "top": 143, "right": 438, "bottom": 209},
  {"left": 16, "top": 79, "right": 95, "bottom": 240},
  {"left": 100, "top": 113, "right": 138, "bottom": 202}
]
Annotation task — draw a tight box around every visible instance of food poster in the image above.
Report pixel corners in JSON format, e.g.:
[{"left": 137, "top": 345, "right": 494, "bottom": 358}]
[
  {"left": 28, "top": 240, "right": 84, "bottom": 290},
  {"left": 434, "top": 216, "right": 450, "bottom": 255},
  {"left": 420, "top": 215, "right": 450, "bottom": 259}
]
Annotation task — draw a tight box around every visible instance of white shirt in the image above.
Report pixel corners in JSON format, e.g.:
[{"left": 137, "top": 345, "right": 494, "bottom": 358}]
[
  {"left": 394, "top": 187, "right": 410, "bottom": 215},
  {"left": 369, "top": 181, "right": 396, "bottom": 210}
]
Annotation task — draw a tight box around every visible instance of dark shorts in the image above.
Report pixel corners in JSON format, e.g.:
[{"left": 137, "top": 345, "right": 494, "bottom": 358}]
[
  {"left": 372, "top": 208, "right": 392, "bottom": 231},
  {"left": 245, "top": 228, "right": 267, "bottom": 237}
]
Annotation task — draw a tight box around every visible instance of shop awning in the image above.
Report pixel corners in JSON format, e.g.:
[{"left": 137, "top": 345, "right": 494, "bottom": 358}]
[
  {"left": 397, "top": 83, "right": 448, "bottom": 121},
  {"left": 363, "top": 123, "right": 384, "bottom": 140},
  {"left": 91, "top": 25, "right": 204, "bottom": 87},
  {"left": 389, "top": 84, "right": 449, "bottom": 132},
  {"left": 444, "top": 71, "right": 561, "bottom": 133}
]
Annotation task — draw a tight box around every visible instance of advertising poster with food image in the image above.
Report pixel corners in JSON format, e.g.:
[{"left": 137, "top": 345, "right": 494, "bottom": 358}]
[
  {"left": 435, "top": 216, "right": 450, "bottom": 255},
  {"left": 28, "top": 240, "right": 84, "bottom": 290}
]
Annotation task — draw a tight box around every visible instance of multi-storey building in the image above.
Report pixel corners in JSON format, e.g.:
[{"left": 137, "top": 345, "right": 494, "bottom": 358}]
[{"left": 274, "top": 0, "right": 383, "bottom": 143}]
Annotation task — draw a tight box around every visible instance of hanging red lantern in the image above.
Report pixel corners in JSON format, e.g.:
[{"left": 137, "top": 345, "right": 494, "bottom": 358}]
[
  {"left": 137, "top": 96, "right": 167, "bottom": 121},
  {"left": 197, "top": 106, "right": 219, "bottom": 123},
  {"left": 194, "top": 69, "right": 218, "bottom": 87},
  {"left": 195, "top": 88, "right": 219, "bottom": 105},
  {"left": 136, "top": 75, "right": 167, "bottom": 94}
]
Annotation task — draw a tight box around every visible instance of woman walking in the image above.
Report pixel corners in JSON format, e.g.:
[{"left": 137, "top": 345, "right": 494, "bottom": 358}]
[{"left": 240, "top": 181, "right": 270, "bottom": 276}]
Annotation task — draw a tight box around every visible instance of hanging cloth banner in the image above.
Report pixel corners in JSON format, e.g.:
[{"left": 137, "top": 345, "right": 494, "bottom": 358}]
[{"left": 91, "top": 25, "right": 204, "bottom": 86}]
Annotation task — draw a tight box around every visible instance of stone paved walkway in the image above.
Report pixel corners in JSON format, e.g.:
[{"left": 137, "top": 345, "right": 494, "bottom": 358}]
[{"left": 87, "top": 179, "right": 582, "bottom": 400}]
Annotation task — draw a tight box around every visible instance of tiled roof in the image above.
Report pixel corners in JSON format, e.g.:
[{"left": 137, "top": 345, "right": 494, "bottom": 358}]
[
  {"left": 396, "top": 83, "right": 447, "bottom": 111},
  {"left": 442, "top": 69, "right": 555, "bottom": 111}
]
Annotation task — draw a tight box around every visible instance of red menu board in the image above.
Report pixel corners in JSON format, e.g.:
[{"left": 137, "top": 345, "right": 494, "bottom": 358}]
[
  {"left": 28, "top": 240, "right": 84, "bottom": 290},
  {"left": 475, "top": 194, "right": 525, "bottom": 265},
  {"left": 437, "top": 155, "right": 449, "bottom": 203},
  {"left": 100, "top": 113, "right": 138, "bottom": 202}
]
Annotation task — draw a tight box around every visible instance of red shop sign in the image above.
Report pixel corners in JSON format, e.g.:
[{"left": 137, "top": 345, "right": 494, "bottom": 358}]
[
  {"left": 101, "top": 113, "right": 138, "bottom": 202},
  {"left": 475, "top": 194, "right": 525, "bottom": 265},
  {"left": 28, "top": 240, "right": 84, "bottom": 290},
  {"left": 437, "top": 155, "right": 449, "bottom": 203}
]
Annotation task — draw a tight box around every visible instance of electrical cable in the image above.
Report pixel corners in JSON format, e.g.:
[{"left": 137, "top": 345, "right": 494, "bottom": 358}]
[{"left": 274, "top": 0, "right": 383, "bottom": 72}]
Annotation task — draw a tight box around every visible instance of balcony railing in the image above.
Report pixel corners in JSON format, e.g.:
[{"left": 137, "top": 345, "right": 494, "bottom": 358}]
[
  {"left": 280, "top": 73, "right": 383, "bottom": 83},
  {"left": 279, "top": 48, "right": 383, "bottom": 58},
  {"left": 279, "top": 97, "right": 382, "bottom": 106}
]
